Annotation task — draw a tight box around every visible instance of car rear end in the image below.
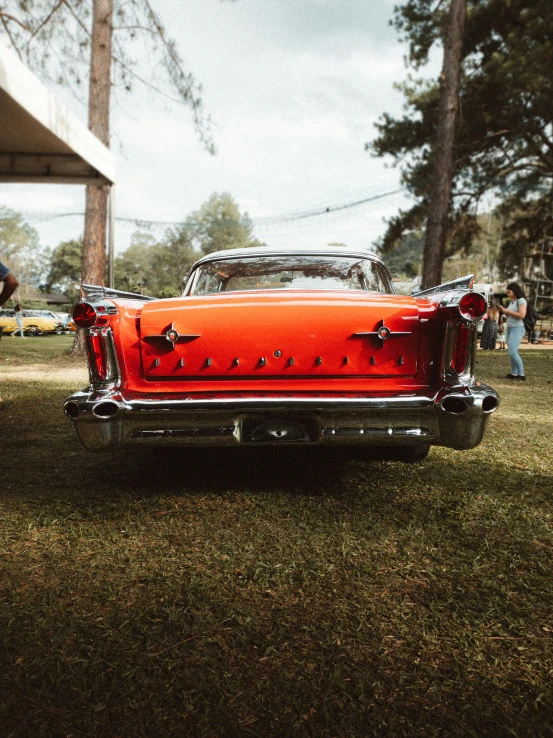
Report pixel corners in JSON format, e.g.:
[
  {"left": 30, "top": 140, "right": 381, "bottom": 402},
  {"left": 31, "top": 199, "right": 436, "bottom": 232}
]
[{"left": 64, "top": 270, "right": 498, "bottom": 453}]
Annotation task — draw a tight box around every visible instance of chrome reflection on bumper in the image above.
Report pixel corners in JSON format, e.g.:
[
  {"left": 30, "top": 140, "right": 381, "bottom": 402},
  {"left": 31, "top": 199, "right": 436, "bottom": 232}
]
[{"left": 64, "top": 384, "right": 499, "bottom": 452}]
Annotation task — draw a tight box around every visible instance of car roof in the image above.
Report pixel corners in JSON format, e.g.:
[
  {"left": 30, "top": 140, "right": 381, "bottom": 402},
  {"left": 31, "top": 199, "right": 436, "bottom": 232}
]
[{"left": 192, "top": 245, "right": 386, "bottom": 269}]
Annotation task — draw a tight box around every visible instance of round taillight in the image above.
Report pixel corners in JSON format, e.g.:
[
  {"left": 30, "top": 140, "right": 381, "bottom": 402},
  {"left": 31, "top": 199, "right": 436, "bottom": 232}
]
[
  {"left": 72, "top": 302, "right": 98, "bottom": 328},
  {"left": 459, "top": 293, "right": 487, "bottom": 321}
]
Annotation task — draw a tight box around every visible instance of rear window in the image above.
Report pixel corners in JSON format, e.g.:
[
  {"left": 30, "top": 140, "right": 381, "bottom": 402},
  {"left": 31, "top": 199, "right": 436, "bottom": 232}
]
[{"left": 189, "top": 255, "right": 392, "bottom": 296}]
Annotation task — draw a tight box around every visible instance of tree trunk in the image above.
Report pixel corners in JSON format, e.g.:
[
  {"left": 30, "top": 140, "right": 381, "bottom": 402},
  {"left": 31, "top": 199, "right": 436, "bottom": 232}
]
[
  {"left": 73, "top": 0, "right": 113, "bottom": 355},
  {"left": 421, "top": 0, "right": 467, "bottom": 290}
]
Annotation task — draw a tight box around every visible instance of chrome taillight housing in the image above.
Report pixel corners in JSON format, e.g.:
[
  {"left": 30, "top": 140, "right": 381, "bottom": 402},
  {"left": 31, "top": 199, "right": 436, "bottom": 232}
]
[
  {"left": 85, "top": 326, "right": 121, "bottom": 386},
  {"left": 459, "top": 293, "right": 487, "bottom": 321},
  {"left": 72, "top": 302, "right": 98, "bottom": 328}
]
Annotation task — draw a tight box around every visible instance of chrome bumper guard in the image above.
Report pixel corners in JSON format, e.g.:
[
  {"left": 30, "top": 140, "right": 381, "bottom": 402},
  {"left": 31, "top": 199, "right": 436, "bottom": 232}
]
[{"left": 64, "top": 384, "right": 499, "bottom": 452}]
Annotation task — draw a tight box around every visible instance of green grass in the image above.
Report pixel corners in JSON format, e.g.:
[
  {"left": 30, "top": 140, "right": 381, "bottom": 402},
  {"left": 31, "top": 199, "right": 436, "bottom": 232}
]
[
  {"left": 1, "top": 337, "right": 552, "bottom": 737},
  {"left": 0, "top": 333, "right": 77, "bottom": 363}
]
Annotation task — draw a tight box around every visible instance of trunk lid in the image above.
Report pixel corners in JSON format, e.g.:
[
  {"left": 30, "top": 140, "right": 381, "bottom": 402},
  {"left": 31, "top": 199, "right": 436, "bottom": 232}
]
[{"left": 139, "top": 291, "right": 420, "bottom": 380}]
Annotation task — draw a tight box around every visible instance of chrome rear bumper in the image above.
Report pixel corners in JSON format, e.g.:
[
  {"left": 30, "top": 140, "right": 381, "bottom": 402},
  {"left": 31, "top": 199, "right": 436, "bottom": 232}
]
[{"left": 64, "top": 384, "right": 499, "bottom": 452}]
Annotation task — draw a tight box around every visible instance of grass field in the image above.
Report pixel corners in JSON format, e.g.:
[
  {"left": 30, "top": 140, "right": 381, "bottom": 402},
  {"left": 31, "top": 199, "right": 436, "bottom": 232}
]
[{"left": 1, "top": 336, "right": 552, "bottom": 738}]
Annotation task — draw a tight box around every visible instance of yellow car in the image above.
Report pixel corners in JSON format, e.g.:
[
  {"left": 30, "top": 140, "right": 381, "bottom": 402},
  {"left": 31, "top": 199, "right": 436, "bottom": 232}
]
[{"left": 0, "top": 309, "right": 60, "bottom": 336}]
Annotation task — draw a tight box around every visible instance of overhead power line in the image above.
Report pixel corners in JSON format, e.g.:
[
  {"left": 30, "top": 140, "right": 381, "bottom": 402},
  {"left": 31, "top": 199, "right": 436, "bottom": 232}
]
[
  {"left": 258, "top": 189, "right": 405, "bottom": 224},
  {"left": 14, "top": 188, "right": 405, "bottom": 228}
]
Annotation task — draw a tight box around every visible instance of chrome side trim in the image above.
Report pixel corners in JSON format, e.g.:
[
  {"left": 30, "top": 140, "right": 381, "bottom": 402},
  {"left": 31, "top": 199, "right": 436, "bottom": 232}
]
[
  {"left": 131, "top": 427, "right": 235, "bottom": 439},
  {"left": 81, "top": 283, "right": 156, "bottom": 302},
  {"left": 412, "top": 274, "right": 474, "bottom": 297},
  {"left": 120, "top": 393, "right": 436, "bottom": 412},
  {"left": 322, "top": 426, "right": 435, "bottom": 437}
]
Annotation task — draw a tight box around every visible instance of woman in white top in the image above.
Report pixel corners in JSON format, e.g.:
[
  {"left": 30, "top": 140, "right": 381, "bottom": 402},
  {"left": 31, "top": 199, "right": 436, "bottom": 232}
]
[
  {"left": 498, "top": 282, "right": 527, "bottom": 381},
  {"left": 11, "top": 304, "right": 26, "bottom": 338}
]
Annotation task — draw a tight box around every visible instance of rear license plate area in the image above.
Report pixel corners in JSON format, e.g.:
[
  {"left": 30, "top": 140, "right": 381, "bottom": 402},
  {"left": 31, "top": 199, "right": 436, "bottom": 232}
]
[{"left": 240, "top": 417, "right": 318, "bottom": 443}]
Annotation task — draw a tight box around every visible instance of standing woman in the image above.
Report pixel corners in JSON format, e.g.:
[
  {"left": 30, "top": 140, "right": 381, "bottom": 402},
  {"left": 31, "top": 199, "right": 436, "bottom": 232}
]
[
  {"left": 480, "top": 303, "right": 499, "bottom": 350},
  {"left": 498, "top": 283, "right": 527, "bottom": 381}
]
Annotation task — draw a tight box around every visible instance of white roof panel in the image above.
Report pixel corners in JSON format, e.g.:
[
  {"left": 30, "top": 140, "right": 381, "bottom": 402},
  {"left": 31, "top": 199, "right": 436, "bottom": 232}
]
[{"left": 0, "top": 45, "right": 115, "bottom": 185}]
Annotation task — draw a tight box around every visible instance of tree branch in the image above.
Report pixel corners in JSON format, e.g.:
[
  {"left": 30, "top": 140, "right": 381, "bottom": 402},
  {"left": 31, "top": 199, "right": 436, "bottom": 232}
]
[
  {"left": 0, "top": 14, "right": 23, "bottom": 58},
  {"left": 26, "top": 0, "right": 65, "bottom": 45},
  {"left": 0, "top": 9, "right": 30, "bottom": 30},
  {"left": 61, "top": 0, "right": 92, "bottom": 38},
  {"left": 111, "top": 52, "right": 185, "bottom": 106},
  {"left": 140, "top": 0, "right": 215, "bottom": 153}
]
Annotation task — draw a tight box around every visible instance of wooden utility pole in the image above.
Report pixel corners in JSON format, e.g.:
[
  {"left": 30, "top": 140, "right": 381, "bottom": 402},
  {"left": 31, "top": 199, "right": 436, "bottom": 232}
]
[
  {"left": 421, "top": 0, "right": 467, "bottom": 289},
  {"left": 73, "top": 0, "right": 113, "bottom": 354},
  {"left": 83, "top": 0, "right": 113, "bottom": 286}
]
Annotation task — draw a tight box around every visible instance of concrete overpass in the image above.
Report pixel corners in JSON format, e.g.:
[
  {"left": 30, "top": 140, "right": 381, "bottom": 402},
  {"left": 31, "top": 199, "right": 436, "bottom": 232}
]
[{"left": 0, "top": 44, "right": 116, "bottom": 283}]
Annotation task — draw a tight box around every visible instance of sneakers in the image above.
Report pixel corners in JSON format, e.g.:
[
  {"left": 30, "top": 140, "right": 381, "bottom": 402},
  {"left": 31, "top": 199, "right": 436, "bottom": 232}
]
[
  {"left": 505, "top": 374, "right": 516, "bottom": 379},
  {"left": 505, "top": 374, "right": 526, "bottom": 381}
]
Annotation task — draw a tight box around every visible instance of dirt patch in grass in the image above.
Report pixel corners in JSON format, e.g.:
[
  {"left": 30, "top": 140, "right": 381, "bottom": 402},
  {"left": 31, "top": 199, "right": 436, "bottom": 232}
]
[{"left": 1, "top": 341, "right": 552, "bottom": 737}]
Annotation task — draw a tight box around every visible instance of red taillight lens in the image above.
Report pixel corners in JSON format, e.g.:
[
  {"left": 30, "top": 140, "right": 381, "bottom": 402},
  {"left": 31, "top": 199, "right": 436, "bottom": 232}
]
[
  {"left": 72, "top": 303, "right": 98, "bottom": 328},
  {"left": 452, "top": 323, "right": 470, "bottom": 374},
  {"left": 459, "top": 293, "right": 487, "bottom": 321},
  {"left": 89, "top": 333, "right": 108, "bottom": 380}
]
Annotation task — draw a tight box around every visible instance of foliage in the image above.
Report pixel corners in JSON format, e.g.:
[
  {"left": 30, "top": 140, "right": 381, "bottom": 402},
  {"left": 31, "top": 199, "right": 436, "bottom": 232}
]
[
  {"left": 0, "top": 190, "right": 266, "bottom": 301},
  {"left": 158, "top": 223, "right": 198, "bottom": 287},
  {"left": 114, "top": 193, "right": 264, "bottom": 294},
  {"left": 113, "top": 228, "right": 196, "bottom": 296},
  {"left": 0, "top": 205, "right": 49, "bottom": 297},
  {"left": 45, "top": 238, "right": 83, "bottom": 299},
  {"left": 383, "top": 231, "right": 423, "bottom": 279},
  {"left": 0, "top": 340, "right": 553, "bottom": 736},
  {"left": 380, "top": 209, "right": 507, "bottom": 284},
  {"left": 185, "top": 191, "right": 263, "bottom": 255},
  {"left": 0, "top": 205, "right": 38, "bottom": 260},
  {"left": 370, "top": 0, "right": 553, "bottom": 262},
  {"left": 496, "top": 194, "right": 553, "bottom": 277}
]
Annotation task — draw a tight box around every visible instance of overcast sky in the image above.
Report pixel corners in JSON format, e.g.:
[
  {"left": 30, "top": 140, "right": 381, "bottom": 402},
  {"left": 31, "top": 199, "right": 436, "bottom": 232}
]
[{"left": 0, "top": 0, "right": 437, "bottom": 255}]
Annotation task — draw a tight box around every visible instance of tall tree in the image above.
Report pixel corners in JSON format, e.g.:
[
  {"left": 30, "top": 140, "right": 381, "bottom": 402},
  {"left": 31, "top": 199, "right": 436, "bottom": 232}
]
[
  {"left": 82, "top": 0, "right": 112, "bottom": 289},
  {"left": 369, "top": 0, "right": 553, "bottom": 275},
  {"left": 185, "top": 192, "right": 262, "bottom": 255},
  {"left": 421, "top": 0, "right": 466, "bottom": 288}
]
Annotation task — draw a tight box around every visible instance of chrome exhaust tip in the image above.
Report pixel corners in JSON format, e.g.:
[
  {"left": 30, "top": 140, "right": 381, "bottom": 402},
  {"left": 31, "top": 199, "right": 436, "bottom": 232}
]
[
  {"left": 64, "top": 401, "right": 80, "bottom": 419},
  {"left": 482, "top": 395, "right": 499, "bottom": 413},
  {"left": 441, "top": 396, "right": 468, "bottom": 415},
  {"left": 92, "top": 400, "right": 120, "bottom": 418}
]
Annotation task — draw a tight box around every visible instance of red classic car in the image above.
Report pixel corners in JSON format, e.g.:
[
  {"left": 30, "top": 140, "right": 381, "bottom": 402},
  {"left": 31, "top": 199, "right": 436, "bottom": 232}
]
[{"left": 64, "top": 246, "right": 499, "bottom": 461}]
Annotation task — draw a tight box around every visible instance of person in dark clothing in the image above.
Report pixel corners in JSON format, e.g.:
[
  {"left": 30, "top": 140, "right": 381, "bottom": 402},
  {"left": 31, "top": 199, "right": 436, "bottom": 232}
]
[{"left": 480, "top": 304, "right": 499, "bottom": 350}]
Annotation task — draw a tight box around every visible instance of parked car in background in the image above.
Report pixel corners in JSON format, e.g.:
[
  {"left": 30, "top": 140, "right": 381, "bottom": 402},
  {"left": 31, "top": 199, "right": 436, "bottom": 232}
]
[
  {"left": 64, "top": 246, "right": 499, "bottom": 462},
  {"left": 54, "top": 313, "right": 77, "bottom": 333},
  {"left": 0, "top": 308, "right": 59, "bottom": 335}
]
